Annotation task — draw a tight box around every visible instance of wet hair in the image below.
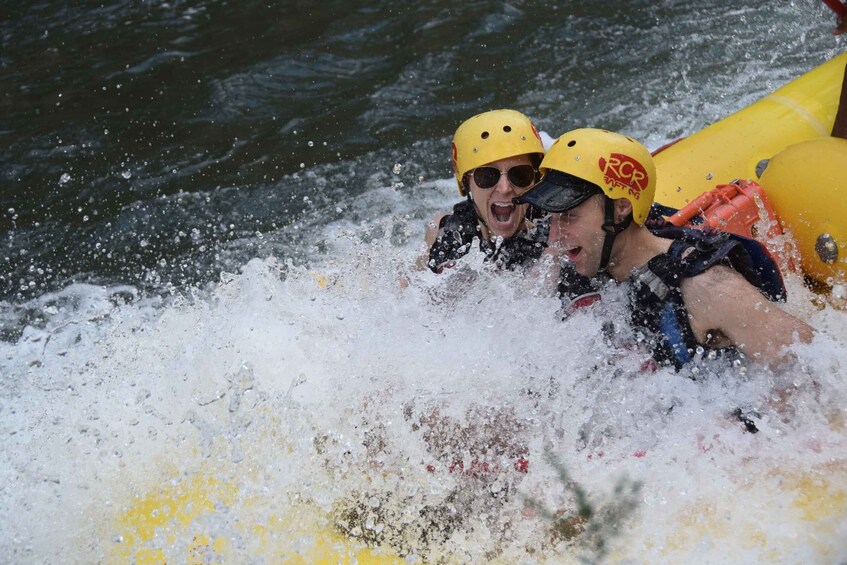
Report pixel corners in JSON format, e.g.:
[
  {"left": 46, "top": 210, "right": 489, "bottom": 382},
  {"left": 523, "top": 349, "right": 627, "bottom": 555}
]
[
  {"left": 530, "top": 152, "right": 543, "bottom": 183},
  {"left": 529, "top": 152, "right": 543, "bottom": 170}
]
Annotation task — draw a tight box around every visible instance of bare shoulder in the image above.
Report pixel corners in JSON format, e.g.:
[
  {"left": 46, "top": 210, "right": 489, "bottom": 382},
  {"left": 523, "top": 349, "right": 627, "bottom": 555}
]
[
  {"left": 681, "top": 263, "right": 748, "bottom": 296},
  {"left": 679, "top": 265, "right": 741, "bottom": 338},
  {"left": 681, "top": 264, "right": 774, "bottom": 316}
]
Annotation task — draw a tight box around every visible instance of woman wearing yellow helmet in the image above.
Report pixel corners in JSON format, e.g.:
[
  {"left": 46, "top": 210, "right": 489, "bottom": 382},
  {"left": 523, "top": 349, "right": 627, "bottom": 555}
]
[
  {"left": 423, "top": 109, "right": 548, "bottom": 273},
  {"left": 516, "top": 128, "right": 814, "bottom": 369}
]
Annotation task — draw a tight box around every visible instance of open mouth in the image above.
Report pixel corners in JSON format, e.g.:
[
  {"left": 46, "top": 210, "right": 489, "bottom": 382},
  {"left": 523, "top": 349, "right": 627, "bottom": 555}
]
[
  {"left": 490, "top": 202, "right": 516, "bottom": 225},
  {"left": 566, "top": 246, "right": 582, "bottom": 262}
]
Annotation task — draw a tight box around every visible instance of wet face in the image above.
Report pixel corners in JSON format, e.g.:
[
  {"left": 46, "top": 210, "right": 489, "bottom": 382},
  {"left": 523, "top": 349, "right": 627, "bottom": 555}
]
[
  {"left": 467, "top": 154, "right": 535, "bottom": 240},
  {"left": 546, "top": 195, "right": 607, "bottom": 277}
]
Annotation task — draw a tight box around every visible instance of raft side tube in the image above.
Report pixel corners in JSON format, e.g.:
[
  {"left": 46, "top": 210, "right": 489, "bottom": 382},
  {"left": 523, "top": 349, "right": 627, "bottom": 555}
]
[{"left": 655, "top": 51, "right": 847, "bottom": 210}]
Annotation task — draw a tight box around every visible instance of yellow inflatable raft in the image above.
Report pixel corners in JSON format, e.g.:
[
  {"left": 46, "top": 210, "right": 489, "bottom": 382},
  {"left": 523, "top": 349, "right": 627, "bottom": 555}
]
[
  {"left": 655, "top": 51, "right": 847, "bottom": 285},
  {"left": 105, "top": 54, "right": 847, "bottom": 565}
]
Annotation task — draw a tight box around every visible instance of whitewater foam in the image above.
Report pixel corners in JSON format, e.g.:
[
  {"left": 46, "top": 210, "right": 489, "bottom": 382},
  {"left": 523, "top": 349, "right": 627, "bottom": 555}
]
[{"left": 1, "top": 222, "right": 845, "bottom": 562}]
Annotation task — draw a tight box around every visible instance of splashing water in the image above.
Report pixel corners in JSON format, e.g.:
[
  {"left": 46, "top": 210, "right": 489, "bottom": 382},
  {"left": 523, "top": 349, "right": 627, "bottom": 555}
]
[
  {"left": 2, "top": 217, "right": 846, "bottom": 563},
  {"left": 2, "top": 1, "right": 847, "bottom": 562}
]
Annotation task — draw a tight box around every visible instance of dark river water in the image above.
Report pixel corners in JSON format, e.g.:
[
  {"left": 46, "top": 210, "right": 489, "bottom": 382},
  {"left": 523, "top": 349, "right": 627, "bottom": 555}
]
[
  {"left": 2, "top": 3, "right": 847, "bottom": 563},
  {"left": 1, "top": 0, "right": 843, "bottom": 316}
]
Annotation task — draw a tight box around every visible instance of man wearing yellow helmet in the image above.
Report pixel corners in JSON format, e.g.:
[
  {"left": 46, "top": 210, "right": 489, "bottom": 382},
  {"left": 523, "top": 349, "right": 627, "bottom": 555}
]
[
  {"left": 516, "top": 128, "right": 814, "bottom": 369},
  {"left": 423, "top": 109, "right": 549, "bottom": 272}
]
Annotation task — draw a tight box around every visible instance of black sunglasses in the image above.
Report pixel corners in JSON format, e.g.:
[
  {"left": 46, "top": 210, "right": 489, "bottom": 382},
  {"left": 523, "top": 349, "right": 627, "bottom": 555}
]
[{"left": 470, "top": 164, "right": 537, "bottom": 190}]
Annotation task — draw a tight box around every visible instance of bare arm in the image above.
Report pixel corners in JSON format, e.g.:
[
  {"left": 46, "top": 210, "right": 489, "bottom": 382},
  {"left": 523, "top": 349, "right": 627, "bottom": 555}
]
[
  {"left": 413, "top": 213, "right": 447, "bottom": 271},
  {"left": 680, "top": 265, "right": 814, "bottom": 366},
  {"left": 424, "top": 213, "right": 446, "bottom": 248}
]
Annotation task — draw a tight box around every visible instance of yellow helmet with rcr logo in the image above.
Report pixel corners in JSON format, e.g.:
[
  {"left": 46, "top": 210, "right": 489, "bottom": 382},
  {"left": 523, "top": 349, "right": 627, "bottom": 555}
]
[
  {"left": 451, "top": 109, "right": 545, "bottom": 196},
  {"left": 539, "top": 128, "right": 656, "bottom": 224}
]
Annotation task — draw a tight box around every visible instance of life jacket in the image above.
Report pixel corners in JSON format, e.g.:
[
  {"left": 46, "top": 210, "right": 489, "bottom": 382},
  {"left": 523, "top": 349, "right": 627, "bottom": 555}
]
[
  {"left": 628, "top": 223, "right": 786, "bottom": 370},
  {"left": 557, "top": 263, "right": 607, "bottom": 315},
  {"left": 427, "top": 199, "right": 548, "bottom": 272}
]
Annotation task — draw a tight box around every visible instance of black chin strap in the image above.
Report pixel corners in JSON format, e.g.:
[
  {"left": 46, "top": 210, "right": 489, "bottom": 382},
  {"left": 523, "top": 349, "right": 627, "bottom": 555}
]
[{"left": 598, "top": 196, "right": 632, "bottom": 273}]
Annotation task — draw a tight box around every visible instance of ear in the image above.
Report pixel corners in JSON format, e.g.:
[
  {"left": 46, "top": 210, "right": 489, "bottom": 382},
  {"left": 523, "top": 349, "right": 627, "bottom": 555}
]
[
  {"left": 614, "top": 198, "right": 632, "bottom": 222},
  {"left": 463, "top": 176, "right": 473, "bottom": 200}
]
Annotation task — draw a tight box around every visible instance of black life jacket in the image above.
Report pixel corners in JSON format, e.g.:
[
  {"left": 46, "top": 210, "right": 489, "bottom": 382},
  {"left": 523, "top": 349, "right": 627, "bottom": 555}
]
[
  {"left": 628, "top": 224, "right": 786, "bottom": 370},
  {"left": 427, "top": 200, "right": 548, "bottom": 272},
  {"left": 557, "top": 262, "right": 607, "bottom": 313}
]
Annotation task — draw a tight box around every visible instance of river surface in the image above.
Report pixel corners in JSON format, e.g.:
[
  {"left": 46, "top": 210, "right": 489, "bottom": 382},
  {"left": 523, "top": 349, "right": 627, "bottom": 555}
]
[{"left": 2, "top": 1, "right": 846, "bottom": 563}]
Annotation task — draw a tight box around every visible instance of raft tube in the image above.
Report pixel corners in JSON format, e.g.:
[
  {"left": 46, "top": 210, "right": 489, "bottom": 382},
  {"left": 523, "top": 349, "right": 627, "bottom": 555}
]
[
  {"left": 655, "top": 51, "right": 847, "bottom": 284},
  {"left": 760, "top": 137, "right": 847, "bottom": 284},
  {"left": 654, "top": 51, "right": 845, "bottom": 208}
]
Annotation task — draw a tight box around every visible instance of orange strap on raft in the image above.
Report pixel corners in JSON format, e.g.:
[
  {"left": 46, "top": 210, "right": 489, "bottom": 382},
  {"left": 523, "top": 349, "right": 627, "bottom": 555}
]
[{"left": 666, "top": 179, "right": 795, "bottom": 272}]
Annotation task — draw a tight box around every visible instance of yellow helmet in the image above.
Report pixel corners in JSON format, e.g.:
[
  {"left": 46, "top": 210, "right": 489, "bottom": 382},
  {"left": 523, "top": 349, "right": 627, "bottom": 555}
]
[
  {"left": 451, "top": 109, "right": 545, "bottom": 196},
  {"left": 519, "top": 128, "right": 656, "bottom": 224}
]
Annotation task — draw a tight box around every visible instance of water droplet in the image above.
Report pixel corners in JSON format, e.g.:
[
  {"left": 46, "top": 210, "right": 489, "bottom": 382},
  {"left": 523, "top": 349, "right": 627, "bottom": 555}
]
[
  {"left": 369, "top": 496, "right": 380, "bottom": 508},
  {"left": 59, "top": 173, "right": 71, "bottom": 184},
  {"left": 307, "top": 140, "right": 314, "bottom": 147},
  {"left": 121, "top": 170, "right": 132, "bottom": 179},
  {"left": 705, "top": 173, "right": 713, "bottom": 180},
  {"left": 392, "top": 163, "right": 402, "bottom": 174}
]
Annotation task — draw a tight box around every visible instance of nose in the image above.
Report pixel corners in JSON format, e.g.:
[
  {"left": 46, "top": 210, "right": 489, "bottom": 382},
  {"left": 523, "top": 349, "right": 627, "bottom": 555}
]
[{"left": 493, "top": 172, "right": 514, "bottom": 194}]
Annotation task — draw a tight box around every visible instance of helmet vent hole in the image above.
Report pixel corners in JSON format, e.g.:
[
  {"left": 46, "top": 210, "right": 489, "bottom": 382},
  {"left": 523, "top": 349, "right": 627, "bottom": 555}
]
[
  {"left": 503, "top": 125, "right": 512, "bottom": 133},
  {"left": 567, "top": 140, "right": 576, "bottom": 147},
  {"left": 480, "top": 131, "right": 489, "bottom": 139}
]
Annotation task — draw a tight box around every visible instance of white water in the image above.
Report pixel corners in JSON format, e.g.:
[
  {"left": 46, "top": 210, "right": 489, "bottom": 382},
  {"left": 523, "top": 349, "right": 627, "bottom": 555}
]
[{"left": 2, "top": 177, "right": 846, "bottom": 562}]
